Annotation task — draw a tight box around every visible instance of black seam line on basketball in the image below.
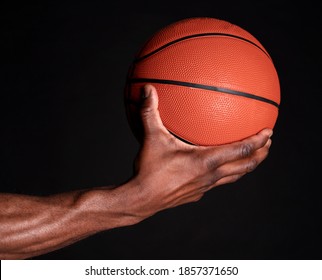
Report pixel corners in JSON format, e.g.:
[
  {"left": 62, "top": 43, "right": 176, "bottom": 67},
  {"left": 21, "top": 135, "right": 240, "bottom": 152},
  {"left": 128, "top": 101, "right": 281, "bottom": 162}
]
[
  {"left": 169, "top": 131, "right": 195, "bottom": 146},
  {"left": 130, "top": 78, "right": 279, "bottom": 108},
  {"left": 134, "top": 33, "right": 270, "bottom": 63}
]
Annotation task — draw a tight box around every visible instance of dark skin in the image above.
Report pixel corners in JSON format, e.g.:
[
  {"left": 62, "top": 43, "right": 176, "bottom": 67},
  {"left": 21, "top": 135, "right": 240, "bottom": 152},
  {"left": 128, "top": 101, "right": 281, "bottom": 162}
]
[{"left": 0, "top": 84, "right": 272, "bottom": 259}]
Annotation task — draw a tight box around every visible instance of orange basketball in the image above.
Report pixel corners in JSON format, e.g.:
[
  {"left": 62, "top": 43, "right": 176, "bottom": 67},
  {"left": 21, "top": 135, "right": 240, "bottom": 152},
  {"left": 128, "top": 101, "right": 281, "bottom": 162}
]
[{"left": 125, "top": 17, "right": 280, "bottom": 146}]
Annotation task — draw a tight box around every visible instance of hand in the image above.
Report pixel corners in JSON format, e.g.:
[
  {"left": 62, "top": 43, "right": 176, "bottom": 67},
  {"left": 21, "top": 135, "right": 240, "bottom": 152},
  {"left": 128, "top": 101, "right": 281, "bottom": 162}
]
[
  {"left": 0, "top": 84, "right": 272, "bottom": 259},
  {"left": 127, "top": 84, "right": 272, "bottom": 219}
]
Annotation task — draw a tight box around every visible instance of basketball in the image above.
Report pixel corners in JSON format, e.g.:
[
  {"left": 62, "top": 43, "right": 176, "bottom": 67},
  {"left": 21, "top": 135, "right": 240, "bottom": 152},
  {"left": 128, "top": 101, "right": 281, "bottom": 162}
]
[{"left": 125, "top": 17, "right": 280, "bottom": 146}]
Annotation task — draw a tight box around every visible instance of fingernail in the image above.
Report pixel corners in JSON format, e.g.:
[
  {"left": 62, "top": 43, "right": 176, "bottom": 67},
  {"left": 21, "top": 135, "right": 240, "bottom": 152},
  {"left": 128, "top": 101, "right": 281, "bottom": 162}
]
[
  {"left": 267, "top": 138, "right": 272, "bottom": 148},
  {"left": 141, "top": 85, "right": 151, "bottom": 100},
  {"left": 268, "top": 130, "right": 273, "bottom": 138}
]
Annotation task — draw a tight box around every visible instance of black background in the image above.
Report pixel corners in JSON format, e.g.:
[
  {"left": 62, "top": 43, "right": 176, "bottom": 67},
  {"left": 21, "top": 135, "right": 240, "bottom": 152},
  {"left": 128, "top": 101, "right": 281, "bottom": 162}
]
[{"left": 1, "top": 1, "right": 321, "bottom": 259}]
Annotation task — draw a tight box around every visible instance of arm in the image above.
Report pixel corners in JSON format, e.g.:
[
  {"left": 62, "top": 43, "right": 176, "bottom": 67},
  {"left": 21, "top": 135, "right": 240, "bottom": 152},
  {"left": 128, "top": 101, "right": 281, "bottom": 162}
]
[
  {"left": 0, "top": 186, "right": 142, "bottom": 260},
  {"left": 0, "top": 84, "right": 272, "bottom": 259}
]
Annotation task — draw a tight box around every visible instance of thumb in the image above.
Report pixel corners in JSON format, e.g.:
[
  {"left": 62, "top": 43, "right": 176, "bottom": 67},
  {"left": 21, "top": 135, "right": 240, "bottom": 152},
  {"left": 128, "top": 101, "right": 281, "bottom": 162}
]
[{"left": 140, "top": 84, "right": 167, "bottom": 137}]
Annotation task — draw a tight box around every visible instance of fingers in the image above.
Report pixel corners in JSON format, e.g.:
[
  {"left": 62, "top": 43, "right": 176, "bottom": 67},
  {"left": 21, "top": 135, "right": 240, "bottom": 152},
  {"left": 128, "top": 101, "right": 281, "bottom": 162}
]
[
  {"left": 211, "top": 138, "right": 271, "bottom": 187},
  {"left": 198, "top": 138, "right": 271, "bottom": 192},
  {"left": 216, "top": 138, "right": 271, "bottom": 173},
  {"left": 204, "top": 128, "right": 273, "bottom": 170},
  {"left": 140, "top": 84, "right": 169, "bottom": 138}
]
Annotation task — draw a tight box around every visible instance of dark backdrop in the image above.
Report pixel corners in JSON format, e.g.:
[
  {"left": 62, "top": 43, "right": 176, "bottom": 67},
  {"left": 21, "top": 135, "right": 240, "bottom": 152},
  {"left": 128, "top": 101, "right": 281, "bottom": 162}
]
[{"left": 1, "top": 1, "right": 321, "bottom": 259}]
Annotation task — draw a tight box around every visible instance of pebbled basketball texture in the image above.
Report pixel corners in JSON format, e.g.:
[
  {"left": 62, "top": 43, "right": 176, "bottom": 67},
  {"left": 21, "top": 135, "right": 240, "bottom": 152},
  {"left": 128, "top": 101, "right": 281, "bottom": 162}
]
[{"left": 125, "top": 17, "right": 281, "bottom": 146}]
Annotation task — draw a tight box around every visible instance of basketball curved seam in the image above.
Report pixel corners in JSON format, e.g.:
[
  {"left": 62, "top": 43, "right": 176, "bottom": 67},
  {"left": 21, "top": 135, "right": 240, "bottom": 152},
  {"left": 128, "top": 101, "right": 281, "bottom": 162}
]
[
  {"left": 168, "top": 130, "right": 195, "bottom": 145},
  {"left": 129, "top": 78, "right": 279, "bottom": 108},
  {"left": 134, "top": 33, "right": 271, "bottom": 63}
]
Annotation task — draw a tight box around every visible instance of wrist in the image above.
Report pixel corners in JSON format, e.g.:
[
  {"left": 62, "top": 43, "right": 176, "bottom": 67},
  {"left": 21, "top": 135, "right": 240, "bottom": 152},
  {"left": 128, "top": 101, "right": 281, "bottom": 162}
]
[
  {"left": 77, "top": 183, "right": 145, "bottom": 232},
  {"left": 115, "top": 178, "right": 157, "bottom": 221}
]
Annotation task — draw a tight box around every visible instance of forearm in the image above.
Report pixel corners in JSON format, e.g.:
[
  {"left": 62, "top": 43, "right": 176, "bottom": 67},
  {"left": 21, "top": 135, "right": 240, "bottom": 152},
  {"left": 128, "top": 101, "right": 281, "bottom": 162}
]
[{"left": 0, "top": 185, "right": 141, "bottom": 259}]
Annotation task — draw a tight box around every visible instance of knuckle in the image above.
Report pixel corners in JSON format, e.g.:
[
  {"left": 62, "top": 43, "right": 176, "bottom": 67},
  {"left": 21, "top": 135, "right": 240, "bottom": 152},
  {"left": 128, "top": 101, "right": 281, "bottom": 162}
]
[
  {"left": 240, "top": 143, "right": 254, "bottom": 158},
  {"left": 140, "top": 106, "right": 153, "bottom": 118},
  {"left": 190, "top": 148, "right": 220, "bottom": 172},
  {"left": 204, "top": 157, "right": 219, "bottom": 171},
  {"left": 246, "top": 158, "right": 258, "bottom": 172},
  {"left": 191, "top": 153, "right": 208, "bottom": 173},
  {"left": 206, "top": 170, "right": 223, "bottom": 186},
  {"left": 213, "top": 168, "right": 224, "bottom": 181}
]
